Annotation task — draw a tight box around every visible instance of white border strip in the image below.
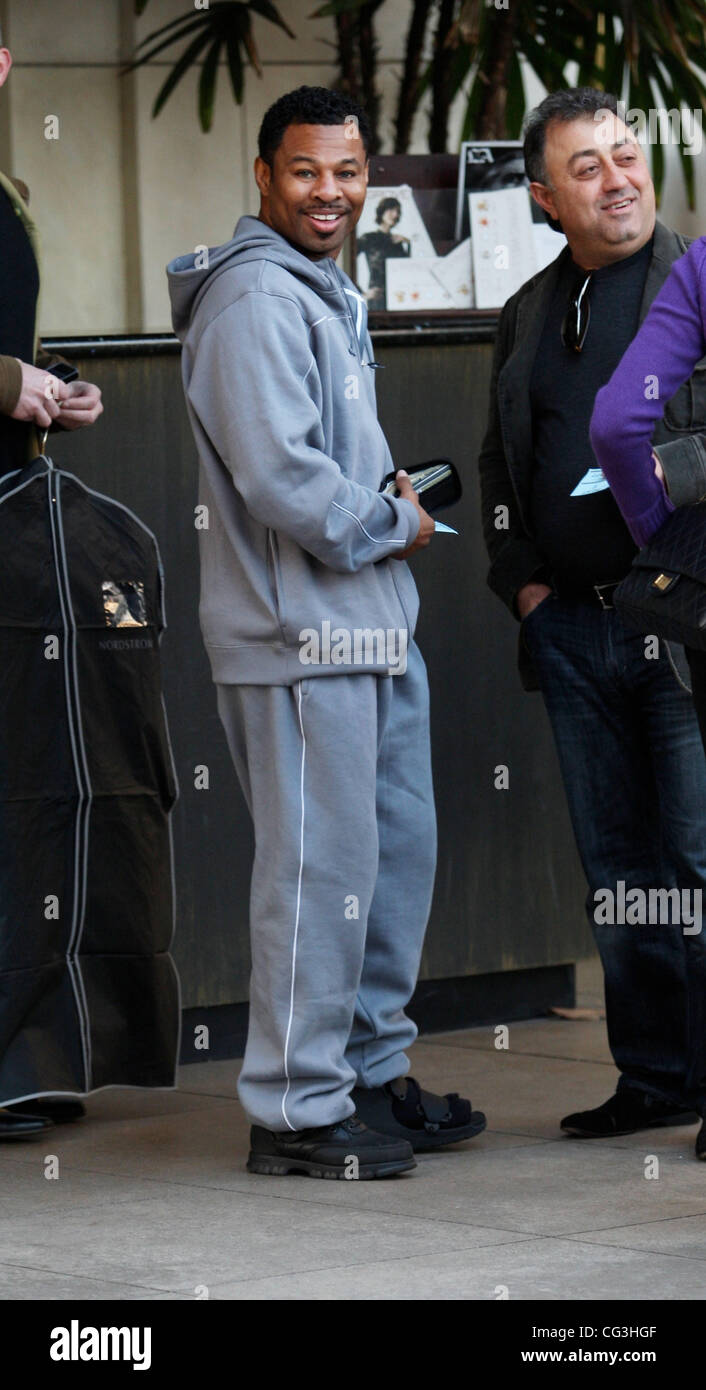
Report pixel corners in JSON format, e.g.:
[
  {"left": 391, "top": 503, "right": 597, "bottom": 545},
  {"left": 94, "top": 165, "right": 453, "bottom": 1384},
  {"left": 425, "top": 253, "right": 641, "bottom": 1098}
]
[
  {"left": 54, "top": 473, "right": 95, "bottom": 1085},
  {"left": 45, "top": 471, "right": 92, "bottom": 1088},
  {"left": 280, "top": 680, "right": 306, "bottom": 1131}
]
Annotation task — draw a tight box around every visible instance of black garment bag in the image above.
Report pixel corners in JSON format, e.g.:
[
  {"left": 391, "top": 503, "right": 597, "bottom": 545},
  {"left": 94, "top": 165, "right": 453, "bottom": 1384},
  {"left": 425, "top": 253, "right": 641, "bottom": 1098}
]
[{"left": 0, "top": 454, "right": 180, "bottom": 1103}]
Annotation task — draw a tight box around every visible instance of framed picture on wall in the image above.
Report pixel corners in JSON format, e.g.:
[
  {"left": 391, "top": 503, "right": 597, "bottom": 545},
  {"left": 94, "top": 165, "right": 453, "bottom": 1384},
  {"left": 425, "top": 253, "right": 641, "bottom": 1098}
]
[
  {"left": 350, "top": 152, "right": 565, "bottom": 322},
  {"left": 350, "top": 154, "right": 477, "bottom": 323},
  {"left": 454, "top": 141, "right": 529, "bottom": 241}
]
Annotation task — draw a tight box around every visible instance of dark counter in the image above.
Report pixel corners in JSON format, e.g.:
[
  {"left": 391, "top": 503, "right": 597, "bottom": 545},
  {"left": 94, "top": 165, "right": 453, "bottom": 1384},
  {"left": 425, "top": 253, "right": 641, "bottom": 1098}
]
[{"left": 41, "top": 334, "right": 591, "bottom": 1053}]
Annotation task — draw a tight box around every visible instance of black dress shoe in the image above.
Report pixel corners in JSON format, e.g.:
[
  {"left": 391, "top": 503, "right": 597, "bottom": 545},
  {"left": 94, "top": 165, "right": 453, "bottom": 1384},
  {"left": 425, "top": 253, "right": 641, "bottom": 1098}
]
[
  {"left": 696, "top": 1120, "right": 706, "bottom": 1160},
  {"left": 352, "top": 1076, "right": 486, "bottom": 1151},
  {"left": 247, "top": 1113, "right": 416, "bottom": 1179},
  {"left": 7, "top": 1098, "right": 86, "bottom": 1124},
  {"left": 561, "top": 1090, "right": 699, "bottom": 1138},
  {"left": 0, "top": 1107, "right": 55, "bottom": 1141}
]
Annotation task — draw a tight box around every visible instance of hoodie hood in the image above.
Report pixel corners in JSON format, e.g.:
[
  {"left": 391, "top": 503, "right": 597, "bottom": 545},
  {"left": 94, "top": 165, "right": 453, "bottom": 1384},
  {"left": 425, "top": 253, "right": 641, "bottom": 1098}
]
[{"left": 167, "top": 215, "right": 342, "bottom": 340}]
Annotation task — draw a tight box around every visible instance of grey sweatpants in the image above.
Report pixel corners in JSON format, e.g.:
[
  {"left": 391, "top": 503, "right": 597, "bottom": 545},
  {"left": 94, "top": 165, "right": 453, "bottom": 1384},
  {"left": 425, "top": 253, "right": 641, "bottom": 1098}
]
[{"left": 216, "top": 639, "right": 437, "bottom": 1132}]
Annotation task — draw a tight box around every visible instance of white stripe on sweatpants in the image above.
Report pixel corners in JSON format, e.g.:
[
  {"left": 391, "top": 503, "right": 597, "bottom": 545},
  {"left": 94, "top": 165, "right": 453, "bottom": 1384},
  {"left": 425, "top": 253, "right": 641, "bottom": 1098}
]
[{"left": 280, "top": 681, "right": 306, "bottom": 1130}]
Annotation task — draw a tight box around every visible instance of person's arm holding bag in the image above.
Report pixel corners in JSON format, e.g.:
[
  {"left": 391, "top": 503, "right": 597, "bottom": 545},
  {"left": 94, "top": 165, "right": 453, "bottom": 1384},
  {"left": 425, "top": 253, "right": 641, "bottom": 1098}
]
[{"left": 590, "top": 237, "right": 706, "bottom": 546}]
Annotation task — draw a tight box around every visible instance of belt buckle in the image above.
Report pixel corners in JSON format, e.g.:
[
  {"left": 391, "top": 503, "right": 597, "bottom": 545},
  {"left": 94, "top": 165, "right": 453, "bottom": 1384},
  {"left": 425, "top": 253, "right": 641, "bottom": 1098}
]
[{"left": 594, "top": 582, "right": 614, "bottom": 610}]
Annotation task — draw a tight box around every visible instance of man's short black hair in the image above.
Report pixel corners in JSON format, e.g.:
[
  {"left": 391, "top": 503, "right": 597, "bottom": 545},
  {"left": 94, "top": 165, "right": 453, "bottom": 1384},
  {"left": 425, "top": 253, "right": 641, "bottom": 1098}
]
[
  {"left": 523, "top": 87, "right": 620, "bottom": 186},
  {"left": 258, "top": 85, "right": 372, "bottom": 168}
]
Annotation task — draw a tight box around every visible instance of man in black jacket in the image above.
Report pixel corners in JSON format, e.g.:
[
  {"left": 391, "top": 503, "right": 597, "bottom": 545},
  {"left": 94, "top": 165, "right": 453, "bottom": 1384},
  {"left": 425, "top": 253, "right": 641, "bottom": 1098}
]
[{"left": 479, "top": 88, "right": 706, "bottom": 1157}]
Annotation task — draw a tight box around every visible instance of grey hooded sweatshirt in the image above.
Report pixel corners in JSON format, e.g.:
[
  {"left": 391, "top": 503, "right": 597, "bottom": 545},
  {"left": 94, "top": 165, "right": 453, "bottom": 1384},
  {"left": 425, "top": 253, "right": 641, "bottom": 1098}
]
[{"left": 167, "top": 216, "right": 421, "bottom": 684}]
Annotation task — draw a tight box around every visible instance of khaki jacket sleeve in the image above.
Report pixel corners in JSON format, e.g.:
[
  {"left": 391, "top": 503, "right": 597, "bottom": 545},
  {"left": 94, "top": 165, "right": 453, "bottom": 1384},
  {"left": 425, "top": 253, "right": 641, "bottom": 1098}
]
[{"left": 0, "top": 354, "right": 22, "bottom": 415}]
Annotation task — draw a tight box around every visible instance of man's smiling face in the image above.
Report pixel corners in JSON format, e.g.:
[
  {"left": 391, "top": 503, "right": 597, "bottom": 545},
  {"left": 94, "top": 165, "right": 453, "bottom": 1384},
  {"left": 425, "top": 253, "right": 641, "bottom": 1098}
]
[
  {"left": 529, "top": 112, "right": 656, "bottom": 269},
  {"left": 255, "top": 122, "right": 369, "bottom": 261}
]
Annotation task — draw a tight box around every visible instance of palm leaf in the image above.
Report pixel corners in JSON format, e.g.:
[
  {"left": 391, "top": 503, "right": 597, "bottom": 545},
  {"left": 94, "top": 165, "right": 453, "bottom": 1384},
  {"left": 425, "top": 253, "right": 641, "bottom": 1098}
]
[
  {"left": 198, "top": 38, "right": 222, "bottom": 132},
  {"left": 310, "top": 0, "right": 369, "bottom": 15},
  {"left": 504, "top": 46, "right": 525, "bottom": 139},
  {"left": 152, "top": 30, "right": 213, "bottom": 118},
  {"left": 241, "top": 24, "right": 263, "bottom": 77},
  {"left": 655, "top": 44, "right": 706, "bottom": 114},
  {"left": 601, "top": 11, "right": 625, "bottom": 95},
  {"left": 629, "top": 66, "right": 665, "bottom": 200},
  {"left": 226, "top": 31, "right": 245, "bottom": 103},
  {"left": 648, "top": 55, "right": 704, "bottom": 208},
  {"left": 248, "top": 0, "right": 296, "bottom": 36},
  {"left": 516, "top": 32, "right": 570, "bottom": 92},
  {"left": 126, "top": 0, "right": 296, "bottom": 123},
  {"left": 575, "top": 20, "right": 600, "bottom": 87},
  {"left": 126, "top": 15, "right": 210, "bottom": 70},
  {"left": 421, "top": 38, "right": 472, "bottom": 109}
]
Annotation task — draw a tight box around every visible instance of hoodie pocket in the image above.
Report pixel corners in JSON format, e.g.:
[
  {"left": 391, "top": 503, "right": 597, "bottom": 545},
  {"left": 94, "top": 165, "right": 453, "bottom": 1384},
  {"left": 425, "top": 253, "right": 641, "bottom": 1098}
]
[
  {"left": 266, "top": 529, "right": 288, "bottom": 642},
  {"left": 390, "top": 561, "right": 419, "bottom": 637}
]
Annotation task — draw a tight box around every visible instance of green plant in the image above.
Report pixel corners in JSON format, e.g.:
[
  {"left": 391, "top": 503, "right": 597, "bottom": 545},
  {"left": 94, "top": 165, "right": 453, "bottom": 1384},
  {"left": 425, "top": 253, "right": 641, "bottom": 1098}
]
[
  {"left": 126, "top": 0, "right": 294, "bottom": 131},
  {"left": 317, "top": 0, "right": 706, "bottom": 205},
  {"left": 126, "top": 0, "right": 706, "bottom": 206}
]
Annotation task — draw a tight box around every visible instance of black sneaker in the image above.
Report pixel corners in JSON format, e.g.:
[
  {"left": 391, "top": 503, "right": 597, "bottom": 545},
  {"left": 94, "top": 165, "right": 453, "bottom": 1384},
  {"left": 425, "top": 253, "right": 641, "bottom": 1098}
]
[
  {"left": 247, "top": 1113, "right": 416, "bottom": 1179},
  {"left": 696, "top": 1120, "right": 706, "bottom": 1160},
  {"left": 0, "top": 1108, "right": 54, "bottom": 1142},
  {"left": 352, "top": 1076, "right": 487, "bottom": 1151},
  {"left": 561, "top": 1090, "right": 699, "bottom": 1138},
  {"left": 7, "top": 1099, "right": 86, "bottom": 1125}
]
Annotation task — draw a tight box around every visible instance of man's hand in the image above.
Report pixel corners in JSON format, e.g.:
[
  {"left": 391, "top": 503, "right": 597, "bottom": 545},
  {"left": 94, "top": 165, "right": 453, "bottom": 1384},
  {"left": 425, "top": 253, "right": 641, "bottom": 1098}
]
[
  {"left": 517, "top": 581, "right": 553, "bottom": 620},
  {"left": 55, "top": 379, "right": 103, "bottom": 430},
  {"left": 10, "top": 360, "right": 72, "bottom": 428},
  {"left": 392, "top": 469, "right": 435, "bottom": 559},
  {"left": 653, "top": 450, "right": 666, "bottom": 488}
]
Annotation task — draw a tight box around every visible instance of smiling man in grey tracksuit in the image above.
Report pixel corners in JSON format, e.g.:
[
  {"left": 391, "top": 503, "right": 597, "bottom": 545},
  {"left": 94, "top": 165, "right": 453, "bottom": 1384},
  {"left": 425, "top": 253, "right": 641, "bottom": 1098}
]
[{"left": 167, "top": 86, "right": 485, "bottom": 1178}]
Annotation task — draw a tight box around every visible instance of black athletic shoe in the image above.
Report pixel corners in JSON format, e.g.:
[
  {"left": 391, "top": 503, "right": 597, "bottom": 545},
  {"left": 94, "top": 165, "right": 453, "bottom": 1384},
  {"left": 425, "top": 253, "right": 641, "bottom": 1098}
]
[
  {"left": 696, "top": 1120, "right": 706, "bottom": 1160},
  {"left": 7, "top": 1099, "right": 86, "bottom": 1125},
  {"left": 247, "top": 1113, "right": 416, "bottom": 1179},
  {"left": 352, "top": 1076, "right": 487, "bottom": 1151},
  {"left": 561, "top": 1090, "right": 699, "bottom": 1138},
  {"left": 0, "top": 1107, "right": 54, "bottom": 1141}
]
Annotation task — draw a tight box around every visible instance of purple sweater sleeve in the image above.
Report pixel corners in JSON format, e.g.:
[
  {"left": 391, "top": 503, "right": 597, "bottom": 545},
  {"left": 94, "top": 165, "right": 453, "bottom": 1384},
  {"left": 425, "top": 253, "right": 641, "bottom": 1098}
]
[{"left": 590, "top": 235, "right": 706, "bottom": 546}]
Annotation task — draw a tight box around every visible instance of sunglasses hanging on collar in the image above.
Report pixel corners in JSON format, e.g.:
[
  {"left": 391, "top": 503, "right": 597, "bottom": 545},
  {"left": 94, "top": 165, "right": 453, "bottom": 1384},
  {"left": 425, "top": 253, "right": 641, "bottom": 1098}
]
[{"left": 561, "top": 272, "right": 593, "bottom": 352}]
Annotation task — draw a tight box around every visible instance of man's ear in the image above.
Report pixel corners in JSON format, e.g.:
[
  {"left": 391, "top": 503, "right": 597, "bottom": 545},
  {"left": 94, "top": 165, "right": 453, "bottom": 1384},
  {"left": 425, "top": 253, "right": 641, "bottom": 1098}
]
[
  {"left": 0, "top": 49, "right": 13, "bottom": 89},
  {"left": 254, "top": 156, "right": 271, "bottom": 201},
  {"left": 529, "top": 181, "right": 557, "bottom": 221}
]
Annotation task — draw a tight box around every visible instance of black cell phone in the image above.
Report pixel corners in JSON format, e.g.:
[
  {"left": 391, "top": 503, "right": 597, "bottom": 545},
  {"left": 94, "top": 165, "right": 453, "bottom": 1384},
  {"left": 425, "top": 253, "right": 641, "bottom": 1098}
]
[
  {"left": 45, "top": 360, "right": 79, "bottom": 385},
  {"left": 380, "top": 458, "right": 462, "bottom": 514}
]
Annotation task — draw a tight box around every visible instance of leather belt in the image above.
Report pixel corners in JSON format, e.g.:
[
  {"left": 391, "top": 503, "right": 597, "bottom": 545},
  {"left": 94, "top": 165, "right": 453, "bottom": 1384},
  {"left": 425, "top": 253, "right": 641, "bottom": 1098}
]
[{"left": 555, "top": 581, "right": 621, "bottom": 610}]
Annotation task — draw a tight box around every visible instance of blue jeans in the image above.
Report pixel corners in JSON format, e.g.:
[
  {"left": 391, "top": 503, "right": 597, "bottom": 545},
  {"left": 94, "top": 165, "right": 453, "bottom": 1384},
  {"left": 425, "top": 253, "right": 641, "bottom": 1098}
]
[{"left": 523, "top": 595, "right": 706, "bottom": 1113}]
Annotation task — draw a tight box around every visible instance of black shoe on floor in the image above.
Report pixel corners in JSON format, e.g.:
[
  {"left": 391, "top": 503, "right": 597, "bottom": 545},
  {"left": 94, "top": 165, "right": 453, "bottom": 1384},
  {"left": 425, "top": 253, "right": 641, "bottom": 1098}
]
[
  {"left": 7, "top": 1099, "right": 86, "bottom": 1125},
  {"left": 247, "top": 1114, "right": 416, "bottom": 1179},
  {"left": 0, "top": 1107, "right": 55, "bottom": 1141},
  {"left": 696, "top": 1120, "right": 706, "bottom": 1160},
  {"left": 352, "top": 1076, "right": 487, "bottom": 1152},
  {"left": 561, "top": 1090, "right": 699, "bottom": 1138}
]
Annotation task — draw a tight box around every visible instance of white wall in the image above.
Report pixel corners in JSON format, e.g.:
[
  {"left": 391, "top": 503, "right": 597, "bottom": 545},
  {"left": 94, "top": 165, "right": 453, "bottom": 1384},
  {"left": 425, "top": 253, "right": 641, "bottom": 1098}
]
[{"left": 0, "top": 0, "right": 704, "bottom": 334}]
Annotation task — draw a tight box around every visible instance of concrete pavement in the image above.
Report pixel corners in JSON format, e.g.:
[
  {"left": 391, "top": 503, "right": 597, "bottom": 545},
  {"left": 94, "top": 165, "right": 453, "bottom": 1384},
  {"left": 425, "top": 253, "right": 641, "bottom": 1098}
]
[{"left": 1, "top": 958, "right": 703, "bottom": 1301}]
